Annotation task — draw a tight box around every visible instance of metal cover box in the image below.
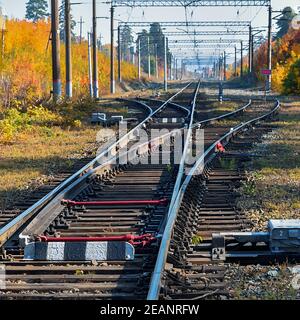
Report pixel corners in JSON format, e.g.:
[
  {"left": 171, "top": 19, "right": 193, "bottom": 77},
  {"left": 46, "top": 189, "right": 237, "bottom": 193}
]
[{"left": 268, "top": 220, "right": 300, "bottom": 253}]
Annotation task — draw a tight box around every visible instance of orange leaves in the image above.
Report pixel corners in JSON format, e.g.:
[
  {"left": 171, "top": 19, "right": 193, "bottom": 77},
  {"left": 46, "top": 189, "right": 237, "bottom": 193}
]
[
  {"left": 3, "top": 19, "right": 52, "bottom": 101},
  {"left": 271, "top": 28, "right": 300, "bottom": 93},
  {"left": 1, "top": 19, "right": 138, "bottom": 102},
  {"left": 251, "top": 27, "right": 300, "bottom": 94}
]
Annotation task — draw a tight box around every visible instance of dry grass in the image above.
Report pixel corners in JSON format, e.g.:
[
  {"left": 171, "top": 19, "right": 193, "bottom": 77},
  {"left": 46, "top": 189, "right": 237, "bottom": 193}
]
[
  {"left": 230, "top": 100, "right": 300, "bottom": 300},
  {"left": 210, "top": 101, "right": 239, "bottom": 112},
  {"left": 237, "top": 101, "right": 300, "bottom": 231},
  {"left": 0, "top": 126, "right": 100, "bottom": 209},
  {"left": 0, "top": 81, "right": 170, "bottom": 210}
]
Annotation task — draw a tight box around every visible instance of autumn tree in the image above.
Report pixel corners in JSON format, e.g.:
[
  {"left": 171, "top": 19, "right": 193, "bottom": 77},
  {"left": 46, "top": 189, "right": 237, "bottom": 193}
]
[
  {"left": 283, "top": 58, "right": 300, "bottom": 94},
  {"left": 25, "top": 0, "right": 49, "bottom": 22},
  {"left": 275, "top": 7, "right": 296, "bottom": 39}
]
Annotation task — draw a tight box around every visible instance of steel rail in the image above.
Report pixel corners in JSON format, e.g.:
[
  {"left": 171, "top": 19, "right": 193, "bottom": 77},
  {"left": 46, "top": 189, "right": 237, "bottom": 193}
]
[
  {"left": 101, "top": 99, "right": 252, "bottom": 174},
  {"left": 137, "top": 98, "right": 191, "bottom": 118},
  {"left": 17, "top": 86, "right": 249, "bottom": 243},
  {"left": 147, "top": 99, "right": 280, "bottom": 300},
  {"left": 125, "top": 99, "right": 252, "bottom": 165},
  {"left": 0, "top": 82, "right": 194, "bottom": 246},
  {"left": 143, "top": 99, "right": 251, "bottom": 253},
  {"left": 166, "top": 80, "right": 201, "bottom": 221},
  {"left": 193, "top": 99, "right": 252, "bottom": 128}
]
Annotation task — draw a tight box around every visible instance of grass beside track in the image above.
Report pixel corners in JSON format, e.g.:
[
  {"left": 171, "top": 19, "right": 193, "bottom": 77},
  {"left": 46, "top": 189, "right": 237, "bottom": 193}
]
[
  {"left": 0, "top": 83, "right": 187, "bottom": 212},
  {"left": 237, "top": 101, "right": 300, "bottom": 230},
  {"left": 0, "top": 126, "right": 100, "bottom": 210},
  {"left": 229, "top": 100, "right": 300, "bottom": 300},
  {"left": 0, "top": 98, "right": 130, "bottom": 211}
]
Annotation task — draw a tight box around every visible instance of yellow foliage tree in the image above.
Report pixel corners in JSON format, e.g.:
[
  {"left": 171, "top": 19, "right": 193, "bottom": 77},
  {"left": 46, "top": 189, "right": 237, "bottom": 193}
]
[{"left": 0, "top": 19, "right": 138, "bottom": 105}]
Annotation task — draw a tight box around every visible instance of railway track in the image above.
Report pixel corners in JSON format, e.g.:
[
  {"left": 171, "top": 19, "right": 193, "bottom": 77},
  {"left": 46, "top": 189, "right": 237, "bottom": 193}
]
[
  {"left": 0, "top": 82, "right": 282, "bottom": 300},
  {"left": 0, "top": 99, "right": 154, "bottom": 229},
  {"left": 0, "top": 82, "right": 197, "bottom": 299},
  {"left": 147, "top": 99, "right": 281, "bottom": 300},
  {"left": 160, "top": 125, "right": 276, "bottom": 300}
]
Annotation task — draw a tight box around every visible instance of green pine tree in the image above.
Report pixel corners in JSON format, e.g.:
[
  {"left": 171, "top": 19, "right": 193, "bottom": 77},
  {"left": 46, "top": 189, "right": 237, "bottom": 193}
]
[
  {"left": 149, "top": 22, "right": 165, "bottom": 60},
  {"left": 137, "top": 29, "right": 150, "bottom": 74},
  {"left": 120, "top": 24, "right": 134, "bottom": 62},
  {"left": 149, "top": 23, "right": 170, "bottom": 69},
  {"left": 59, "top": 0, "right": 77, "bottom": 42},
  {"left": 25, "top": 0, "right": 49, "bottom": 22}
]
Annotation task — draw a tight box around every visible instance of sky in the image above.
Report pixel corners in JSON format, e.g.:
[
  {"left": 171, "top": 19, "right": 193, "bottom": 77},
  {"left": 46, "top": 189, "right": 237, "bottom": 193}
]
[{"left": 0, "top": 0, "right": 299, "bottom": 63}]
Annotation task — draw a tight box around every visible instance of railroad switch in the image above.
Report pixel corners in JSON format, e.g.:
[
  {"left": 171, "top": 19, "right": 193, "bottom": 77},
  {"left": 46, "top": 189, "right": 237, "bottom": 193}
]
[
  {"left": 211, "top": 220, "right": 300, "bottom": 261},
  {"left": 269, "top": 220, "right": 300, "bottom": 253}
]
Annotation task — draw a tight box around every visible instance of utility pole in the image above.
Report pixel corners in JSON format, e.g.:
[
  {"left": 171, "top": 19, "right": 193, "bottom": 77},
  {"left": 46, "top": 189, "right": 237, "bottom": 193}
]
[
  {"left": 98, "top": 33, "right": 103, "bottom": 52},
  {"left": 65, "top": 0, "right": 72, "bottom": 98},
  {"left": 155, "top": 43, "right": 158, "bottom": 79},
  {"left": 223, "top": 51, "right": 226, "bottom": 81},
  {"left": 248, "top": 24, "right": 252, "bottom": 76},
  {"left": 218, "top": 55, "right": 222, "bottom": 81},
  {"left": 88, "top": 32, "right": 93, "bottom": 98},
  {"left": 234, "top": 45, "right": 237, "bottom": 77},
  {"left": 110, "top": 5, "right": 115, "bottom": 94},
  {"left": 240, "top": 40, "right": 243, "bottom": 78},
  {"left": 166, "top": 37, "right": 169, "bottom": 80},
  {"left": 1, "top": 28, "right": 4, "bottom": 64},
  {"left": 171, "top": 55, "right": 173, "bottom": 81},
  {"left": 138, "top": 37, "right": 141, "bottom": 80},
  {"left": 92, "top": 0, "right": 99, "bottom": 99},
  {"left": 118, "top": 25, "right": 121, "bottom": 83},
  {"left": 251, "top": 34, "right": 254, "bottom": 75},
  {"left": 213, "top": 60, "right": 215, "bottom": 79},
  {"left": 131, "top": 46, "right": 135, "bottom": 65},
  {"left": 169, "top": 55, "right": 172, "bottom": 81},
  {"left": 51, "top": 0, "right": 61, "bottom": 102},
  {"left": 0, "top": 21, "right": 5, "bottom": 67},
  {"left": 181, "top": 60, "right": 184, "bottom": 80},
  {"left": 147, "top": 36, "right": 151, "bottom": 79},
  {"left": 79, "top": 16, "right": 84, "bottom": 44},
  {"left": 164, "top": 36, "right": 167, "bottom": 91},
  {"left": 175, "top": 58, "right": 178, "bottom": 80},
  {"left": 0, "top": 8, "right": 6, "bottom": 68},
  {"left": 267, "top": 5, "right": 272, "bottom": 91}
]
